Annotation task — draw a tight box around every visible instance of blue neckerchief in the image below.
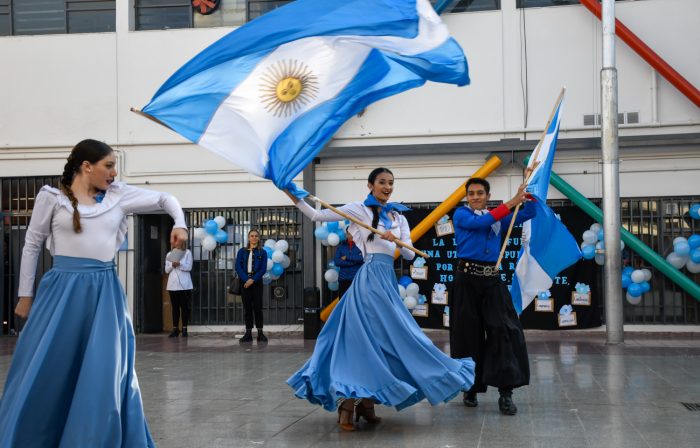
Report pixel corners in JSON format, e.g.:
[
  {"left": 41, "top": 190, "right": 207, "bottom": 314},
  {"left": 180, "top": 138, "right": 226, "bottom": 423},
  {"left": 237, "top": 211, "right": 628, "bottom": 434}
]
[
  {"left": 363, "top": 194, "right": 411, "bottom": 230},
  {"left": 95, "top": 191, "right": 105, "bottom": 203}
]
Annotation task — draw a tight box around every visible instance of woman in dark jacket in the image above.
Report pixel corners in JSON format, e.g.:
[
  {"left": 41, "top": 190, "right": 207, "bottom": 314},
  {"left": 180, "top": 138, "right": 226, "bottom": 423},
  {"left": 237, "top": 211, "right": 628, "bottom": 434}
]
[{"left": 235, "top": 229, "right": 268, "bottom": 343}]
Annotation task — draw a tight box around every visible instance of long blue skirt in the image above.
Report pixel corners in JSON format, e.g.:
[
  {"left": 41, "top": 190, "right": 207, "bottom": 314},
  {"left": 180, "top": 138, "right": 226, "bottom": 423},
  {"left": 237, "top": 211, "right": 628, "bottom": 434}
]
[
  {"left": 288, "top": 253, "right": 475, "bottom": 411},
  {"left": 0, "top": 256, "right": 155, "bottom": 447}
]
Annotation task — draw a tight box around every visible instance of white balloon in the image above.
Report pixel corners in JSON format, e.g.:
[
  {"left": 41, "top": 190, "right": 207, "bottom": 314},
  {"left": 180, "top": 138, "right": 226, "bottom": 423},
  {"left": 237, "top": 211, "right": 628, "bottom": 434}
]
[
  {"left": 620, "top": 240, "right": 625, "bottom": 251},
  {"left": 327, "top": 233, "right": 340, "bottom": 246},
  {"left": 594, "top": 254, "right": 605, "bottom": 265},
  {"left": 582, "top": 230, "right": 598, "bottom": 245},
  {"left": 406, "top": 283, "right": 420, "bottom": 297},
  {"left": 320, "top": 239, "right": 329, "bottom": 246},
  {"left": 630, "top": 270, "right": 645, "bottom": 284},
  {"left": 590, "top": 223, "right": 602, "bottom": 233},
  {"left": 272, "top": 250, "right": 285, "bottom": 263},
  {"left": 264, "top": 239, "right": 277, "bottom": 249},
  {"left": 193, "top": 227, "right": 207, "bottom": 240},
  {"left": 673, "top": 236, "right": 688, "bottom": 246},
  {"left": 202, "top": 235, "right": 217, "bottom": 251},
  {"left": 666, "top": 252, "right": 687, "bottom": 269},
  {"left": 404, "top": 295, "right": 417, "bottom": 310},
  {"left": 281, "top": 255, "right": 291, "bottom": 268},
  {"left": 266, "top": 259, "right": 274, "bottom": 271},
  {"left": 595, "top": 241, "right": 605, "bottom": 251},
  {"left": 398, "top": 285, "right": 407, "bottom": 298},
  {"left": 626, "top": 292, "right": 642, "bottom": 305},
  {"left": 270, "top": 274, "right": 280, "bottom": 280},
  {"left": 324, "top": 269, "right": 339, "bottom": 283},
  {"left": 274, "top": 239, "right": 289, "bottom": 253},
  {"left": 641, "top": 268, "right": 652, "bottom": 282},
  {"left": 214, "top": 216, "right": 226, "bottom": 229},
  {"left": 687, "top": 259, "right": 700, "bottom": 274}
]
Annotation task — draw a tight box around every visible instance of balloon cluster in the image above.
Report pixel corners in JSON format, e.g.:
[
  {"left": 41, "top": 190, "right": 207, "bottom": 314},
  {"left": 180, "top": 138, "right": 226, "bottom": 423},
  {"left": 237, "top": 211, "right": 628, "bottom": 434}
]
[
  {"left": 580, "top": 223, "right": 624, "bottom": 266},
  {"left": 666, "top": 235, "right": 700, "bottom": 274},
  {"left": 314, "top": 221, "right": 349, "bottom": 246},
  {"left": 690, "top": 203, "right": 700, "bottom": 220},
  {"left": 261, "top": 239, "right": 290, "bottom": 285},
  {"left": 621, "top": 267, "right": 652, "bottom": 304},
  {"left": 324, "top": 262, "right": 340, "bottom": 292},
  {"left": 193, "top": 216, "right": 228, "bottom": 251},
  {"left": 397, "top": 275, "right": 421, "bottom": 310},
  {"left": 574, "top": 283, "right": 590, "bottom": 295},
  {"left": 536, "top": 290, "right": 552, "bottom": 300}
]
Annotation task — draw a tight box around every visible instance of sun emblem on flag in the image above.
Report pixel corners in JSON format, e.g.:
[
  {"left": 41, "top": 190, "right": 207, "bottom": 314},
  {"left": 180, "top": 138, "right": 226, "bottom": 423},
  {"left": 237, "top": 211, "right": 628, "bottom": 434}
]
[{"left": 260, "top": 60, "right": 319, "bottom": 118}]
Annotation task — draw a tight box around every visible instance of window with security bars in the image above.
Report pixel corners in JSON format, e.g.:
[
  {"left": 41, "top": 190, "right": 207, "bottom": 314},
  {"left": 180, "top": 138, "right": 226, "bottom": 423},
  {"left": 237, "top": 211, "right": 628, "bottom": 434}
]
[
  {"left": 134, "top": 0, "right": 247, "bottom": 31},
  {"left": 432, "top": 0, "right": 500, "bottom": 13},
  {"left": 184, "top": 206, "right": 305, "bottom": 326},
  {"left": 516, "top": 0, "right": 629, "bottom": 8},
  {"left": 0, "top": 0, "right": 115, "bottom": 36}
]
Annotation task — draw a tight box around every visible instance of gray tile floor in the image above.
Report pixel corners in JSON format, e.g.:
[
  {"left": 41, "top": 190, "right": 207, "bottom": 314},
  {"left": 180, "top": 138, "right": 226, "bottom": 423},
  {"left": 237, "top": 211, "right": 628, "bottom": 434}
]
[{"left": 2, "top": 330, "right": 700, "bottom": 448}]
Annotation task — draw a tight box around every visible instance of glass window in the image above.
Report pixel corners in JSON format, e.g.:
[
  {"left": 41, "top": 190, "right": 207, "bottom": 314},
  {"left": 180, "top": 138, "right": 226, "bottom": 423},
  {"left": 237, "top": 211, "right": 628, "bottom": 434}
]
[
  {"left": 1, "top": 0, "right": 115, "bottom": 36},
  {"left": 134, "top": 0, "right": 247, "bottom": 31},
  {"left": 0, "top": 1, "right": 11, "bottom": 36},
  {"left": 437, "top": 0, "right": 500, "bottom": 13},
  {"left": 517, "top": 0, "right": 627, "bottom": 8}
]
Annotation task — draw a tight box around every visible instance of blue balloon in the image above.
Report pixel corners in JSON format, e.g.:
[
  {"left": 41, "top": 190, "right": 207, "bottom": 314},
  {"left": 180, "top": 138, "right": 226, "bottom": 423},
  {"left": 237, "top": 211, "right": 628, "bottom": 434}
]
[
  {"left": 690, "top": 203, "right": 700, "bottom": 220},
  {"left": 674, "top": 242, "right": 691, "bottom": 257},
  {"left": 336, "top": 230, "right": 346, "bottom": 242},
  {"left": 537, "top": 292, "right": 548, "bottom": 300},
  {"left": 314, "top": 226, "right": 329, "bottom": 240},
  {"left": 582, "top": 245, "right": 595, "bottom": 260},
  {"left": 214, "top": 229, "right": 228, "bottom": 244},
  {"left": 398, "top": 275, "right": 412, "bottom": 287},
  {"left": 688, "top": 234, "right": 700, "bottom": 250},
  {"left": 690, "top": 248, "right": 700, "bottom": 264},
  {"left": 328, "top": 281, "right": 339, "bottom": 291},
  {"left": 204, "top": 220, "right": 218, "bottom": 235},
  {"left": 264, "top": 246, "right": 274, "bottom": 256},
  {"left": 627, "top": 282, "right": 643, "bottom": 298},
  {"left": 327, "top": 221, "right": 339, "bottom": 232},
  {"left": 597, "top": 228, "right": 604, "bottom": 241},
  {"left": 622, "top": 266, "right": 635, "bottom": 276},
  {"left": 271, "top": 263, "right": 284, "bottom": 276},
  {"left": 621, "top": 274, "right": 632, "bottom": 289},
  {"left": 639, "top": 281, "right": 651, "bottom": 293}
]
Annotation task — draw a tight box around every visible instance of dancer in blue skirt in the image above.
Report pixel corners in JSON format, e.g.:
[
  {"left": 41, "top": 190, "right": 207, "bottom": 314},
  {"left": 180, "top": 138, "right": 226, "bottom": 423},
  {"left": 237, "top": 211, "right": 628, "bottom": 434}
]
[
  {"left": 0, "top": 139, "right": 188, "bottom": 447},
  {"left": 285, "top": 168, "right": 475, "bottom": 431}
]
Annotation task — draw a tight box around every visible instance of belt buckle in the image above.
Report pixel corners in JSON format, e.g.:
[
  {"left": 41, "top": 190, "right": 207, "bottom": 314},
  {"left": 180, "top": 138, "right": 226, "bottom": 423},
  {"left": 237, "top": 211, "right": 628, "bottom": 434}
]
[{"left": 482, "top": 266, "right": 494, "bottom": 276}]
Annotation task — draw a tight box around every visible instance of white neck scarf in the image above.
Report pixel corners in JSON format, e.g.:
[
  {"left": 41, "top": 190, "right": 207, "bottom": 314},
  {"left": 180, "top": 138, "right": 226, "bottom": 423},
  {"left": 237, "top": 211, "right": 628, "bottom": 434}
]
[{"left": 469, "top": 206, "right": 501, "bottom": 236}]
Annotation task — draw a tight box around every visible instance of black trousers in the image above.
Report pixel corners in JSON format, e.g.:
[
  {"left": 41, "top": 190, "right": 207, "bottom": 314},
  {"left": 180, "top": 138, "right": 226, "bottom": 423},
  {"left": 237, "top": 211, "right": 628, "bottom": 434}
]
[
  {"left": 169, "top": 289, "right": 191, "bottom": 329},
  {"left": 449, "top": 270, "right": 530, "bottom": 393},
  {"left": 241, "top": 281, "right": 263, "bottom": 330},
  {"left": 338, "top": 279, "right": 353, "bottom": 300}
]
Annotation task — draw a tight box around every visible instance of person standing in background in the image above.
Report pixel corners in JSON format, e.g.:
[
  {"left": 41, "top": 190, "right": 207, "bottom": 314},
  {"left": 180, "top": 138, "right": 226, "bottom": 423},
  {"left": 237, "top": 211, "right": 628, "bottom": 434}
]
[
  {"left": 235, "top": 229, "right": 268, "bottom": 343},
  {"left": 165, "top": 240, "right": 193, "bottom": 338}
]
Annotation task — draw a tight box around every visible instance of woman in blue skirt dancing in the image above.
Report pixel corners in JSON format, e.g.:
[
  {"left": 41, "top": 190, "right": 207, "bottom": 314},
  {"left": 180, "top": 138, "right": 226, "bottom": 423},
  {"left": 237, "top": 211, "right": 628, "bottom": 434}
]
[
  {"left": 286, "top": 167, "right": 475, "bottom": 431},
  {"left": 0, "top": 139, "right": 188, "bottom": 447}
]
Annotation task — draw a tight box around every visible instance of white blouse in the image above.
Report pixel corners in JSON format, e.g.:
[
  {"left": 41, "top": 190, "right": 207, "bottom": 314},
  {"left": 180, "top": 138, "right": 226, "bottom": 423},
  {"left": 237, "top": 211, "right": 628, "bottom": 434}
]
[
  {"left": 295, "top": 199, "right": 415, "bottom": 260},
  {"left": 165, "top": 249, "right": 193, "bottom": 291},
  {"left": 19, "top": 182, "right": 187, "bottom": 297}
]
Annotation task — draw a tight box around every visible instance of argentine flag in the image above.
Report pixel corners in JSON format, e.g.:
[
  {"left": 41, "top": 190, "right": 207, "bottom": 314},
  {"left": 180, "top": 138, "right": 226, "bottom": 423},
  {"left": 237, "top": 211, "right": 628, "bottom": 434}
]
[
  {"left": 510, "top": 94, "right": 582, "bottom": 314},
  {"left": 139, "top": 0, "right": 469, "bottom": 197}
]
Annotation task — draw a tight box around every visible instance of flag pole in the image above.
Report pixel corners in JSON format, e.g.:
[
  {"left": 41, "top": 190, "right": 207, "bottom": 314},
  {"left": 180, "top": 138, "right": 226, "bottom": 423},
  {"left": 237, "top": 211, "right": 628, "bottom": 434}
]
[
  {"left": 494, "top": 88, "right": 565, "bottom": 269},
  {"left": 305, "top": 194, "right": 430, "bottom": 259}
]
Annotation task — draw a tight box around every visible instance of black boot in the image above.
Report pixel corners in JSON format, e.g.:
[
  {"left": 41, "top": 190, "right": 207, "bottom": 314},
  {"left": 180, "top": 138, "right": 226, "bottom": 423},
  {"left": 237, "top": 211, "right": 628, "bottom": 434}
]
[
  {"left": 239, "top": 329, "right": 253, "bottom": 343},
  {"left": 181, "top": 327, "right": 188, "bottom": 338},
  {"left": 168, "top": 328, "right": 179, "bottom": 338},
  {"left": 257, "top": 329, "right": 268, "bottom": 343},
  {"left": 498, "top": 390, "right": 517, "bottom": 416},
  {"left": 463, "top": 391, "right": 478, "bottom": 407}
]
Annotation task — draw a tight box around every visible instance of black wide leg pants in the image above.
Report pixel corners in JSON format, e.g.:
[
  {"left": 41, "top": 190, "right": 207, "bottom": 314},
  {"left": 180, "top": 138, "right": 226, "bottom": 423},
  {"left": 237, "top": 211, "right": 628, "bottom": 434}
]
[{"left": 449, "top": 270, "right": 530, "bottom": 392}]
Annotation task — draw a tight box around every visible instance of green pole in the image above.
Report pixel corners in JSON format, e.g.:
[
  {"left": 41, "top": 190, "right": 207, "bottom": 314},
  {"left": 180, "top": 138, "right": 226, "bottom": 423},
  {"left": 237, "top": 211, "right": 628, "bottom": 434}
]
[{"left": 549, "top": 171, "right": 700, "bottom": 302}]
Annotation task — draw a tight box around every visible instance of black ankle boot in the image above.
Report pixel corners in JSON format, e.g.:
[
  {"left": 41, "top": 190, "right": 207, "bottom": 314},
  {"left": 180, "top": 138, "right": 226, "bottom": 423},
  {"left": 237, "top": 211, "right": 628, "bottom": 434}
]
[
  {"left": 181, "top": 327, "right": 188, "bottom": 338},
  {"left": 463, "top": 391, "right": 478, "bottom": 407},
  {"left": 240, "top": 330, "right": 253, "bottom": 343},
  {"left": 257, "top": 329, "right": 268, "bottom": 342},
  {"left": 498, "top": 391, "right": 517, "bottom": 415},
  {"left": 168, "top": 329, "right": 179, "bottom": 338}
]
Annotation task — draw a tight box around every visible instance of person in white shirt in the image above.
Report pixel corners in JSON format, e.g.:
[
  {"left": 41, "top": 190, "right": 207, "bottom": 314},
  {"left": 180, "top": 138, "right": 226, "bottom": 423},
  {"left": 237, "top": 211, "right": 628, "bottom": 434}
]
[
  {"left": 0, "top": 139, "right": 187, "bottom": 447},
  {"left": 285, "top": 167, "right": 475, "bottom": 432},
  {"left": 165, "top": 241, "right": 193, "bottom": 338}
]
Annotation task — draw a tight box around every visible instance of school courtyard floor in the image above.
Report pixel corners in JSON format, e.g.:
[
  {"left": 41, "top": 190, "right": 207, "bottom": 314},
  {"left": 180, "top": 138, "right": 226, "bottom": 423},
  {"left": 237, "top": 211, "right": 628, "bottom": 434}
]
[{"left": 1, "top": 328, "right": 699, "bottom": 448}]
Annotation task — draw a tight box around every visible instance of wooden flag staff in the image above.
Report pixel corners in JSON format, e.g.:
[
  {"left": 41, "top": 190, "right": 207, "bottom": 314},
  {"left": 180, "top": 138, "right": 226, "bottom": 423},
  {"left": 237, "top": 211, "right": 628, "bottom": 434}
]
[{"left": 494, "top": 87, "right": 566, "bottom": 269}]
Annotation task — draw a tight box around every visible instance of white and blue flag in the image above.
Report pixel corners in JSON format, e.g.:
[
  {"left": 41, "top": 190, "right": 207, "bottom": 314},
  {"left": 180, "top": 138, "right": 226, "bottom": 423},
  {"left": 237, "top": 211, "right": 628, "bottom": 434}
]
[
  {"left": 510, "top": 93, "right": 582, "bottom": 314},
  {"left": 139, "top": 0, "right": 469, "bottom": 197}
]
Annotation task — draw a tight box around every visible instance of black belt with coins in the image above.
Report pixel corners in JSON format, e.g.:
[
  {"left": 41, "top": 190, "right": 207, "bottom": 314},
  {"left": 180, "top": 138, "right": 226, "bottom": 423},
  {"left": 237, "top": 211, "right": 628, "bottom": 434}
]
[{"left": 457, "top": 259, "right": 499, "bottom": 277}]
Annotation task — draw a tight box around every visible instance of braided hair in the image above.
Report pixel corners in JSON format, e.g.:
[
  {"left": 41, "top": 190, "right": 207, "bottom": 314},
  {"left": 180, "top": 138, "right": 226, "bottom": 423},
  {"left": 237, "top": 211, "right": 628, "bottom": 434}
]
[
  {"left": 366, "top": 167, "right": 393, "bottom": 242},
  {"left": 60, "top": 139, "right": 114, "bottom": 233}
]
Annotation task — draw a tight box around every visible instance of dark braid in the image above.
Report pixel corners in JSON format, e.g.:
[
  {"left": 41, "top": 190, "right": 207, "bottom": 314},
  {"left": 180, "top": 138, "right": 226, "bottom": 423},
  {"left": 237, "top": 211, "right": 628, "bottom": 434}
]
[
  {"left": 59, "top": 139, "right": 114, "bottom": 233},
  {"left": 366, "top": 167, "right": 393, "bottom": 243}
]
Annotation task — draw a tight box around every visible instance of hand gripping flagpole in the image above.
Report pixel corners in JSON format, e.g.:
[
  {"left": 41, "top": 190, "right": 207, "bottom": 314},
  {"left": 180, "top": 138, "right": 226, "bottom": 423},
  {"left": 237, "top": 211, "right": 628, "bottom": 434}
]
[
  {"left": 494, "top": 88, "right": 566, "bottom": 269},
  {"left": 305, "top": 195, "right": 430, "bottom": 259}
]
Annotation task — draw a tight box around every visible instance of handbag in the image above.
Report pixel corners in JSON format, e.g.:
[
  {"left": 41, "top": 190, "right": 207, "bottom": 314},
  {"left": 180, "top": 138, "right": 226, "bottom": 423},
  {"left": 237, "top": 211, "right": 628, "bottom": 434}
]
[{"left": 228, "top": 272, "right": 242, "bottom": 295}]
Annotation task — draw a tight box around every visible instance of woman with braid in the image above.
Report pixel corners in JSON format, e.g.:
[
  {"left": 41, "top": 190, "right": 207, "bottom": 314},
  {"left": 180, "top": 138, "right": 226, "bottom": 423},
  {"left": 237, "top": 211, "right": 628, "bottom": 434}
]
[
  {"left": 0, "top": 139, "right": 188, "bottom": 447},
  {"left": 285, "top": 168, "right": 475, "bottom": 431}
]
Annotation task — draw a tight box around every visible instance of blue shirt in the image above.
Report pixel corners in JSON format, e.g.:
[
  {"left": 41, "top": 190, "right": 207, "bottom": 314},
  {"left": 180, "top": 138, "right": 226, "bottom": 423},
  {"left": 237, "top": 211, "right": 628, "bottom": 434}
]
[
  {"left": 453, "top": 202, "right": 536, "bottom": 263},
  {"left": 235, "top": 247, "right": 268, "bottom": 282},
  {"left": 333, "top": 241, "right": 364, "bottom": 281}
]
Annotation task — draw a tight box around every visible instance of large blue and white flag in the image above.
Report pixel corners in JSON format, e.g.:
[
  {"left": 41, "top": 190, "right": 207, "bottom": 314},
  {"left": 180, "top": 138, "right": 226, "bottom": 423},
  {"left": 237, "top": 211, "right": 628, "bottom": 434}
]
[
  {"left": 139, "top": 0, "right": 469, "bottom": 197},
  {"left": 510, "top": 93, "right": 582, "bottom": 314}
]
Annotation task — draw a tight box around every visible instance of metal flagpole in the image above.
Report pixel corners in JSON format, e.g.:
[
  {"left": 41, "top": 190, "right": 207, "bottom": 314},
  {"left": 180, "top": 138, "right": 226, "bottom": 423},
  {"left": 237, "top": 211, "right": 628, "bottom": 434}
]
[{"left": 601, "top": 0, "right": 624, "bottom": 344}]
